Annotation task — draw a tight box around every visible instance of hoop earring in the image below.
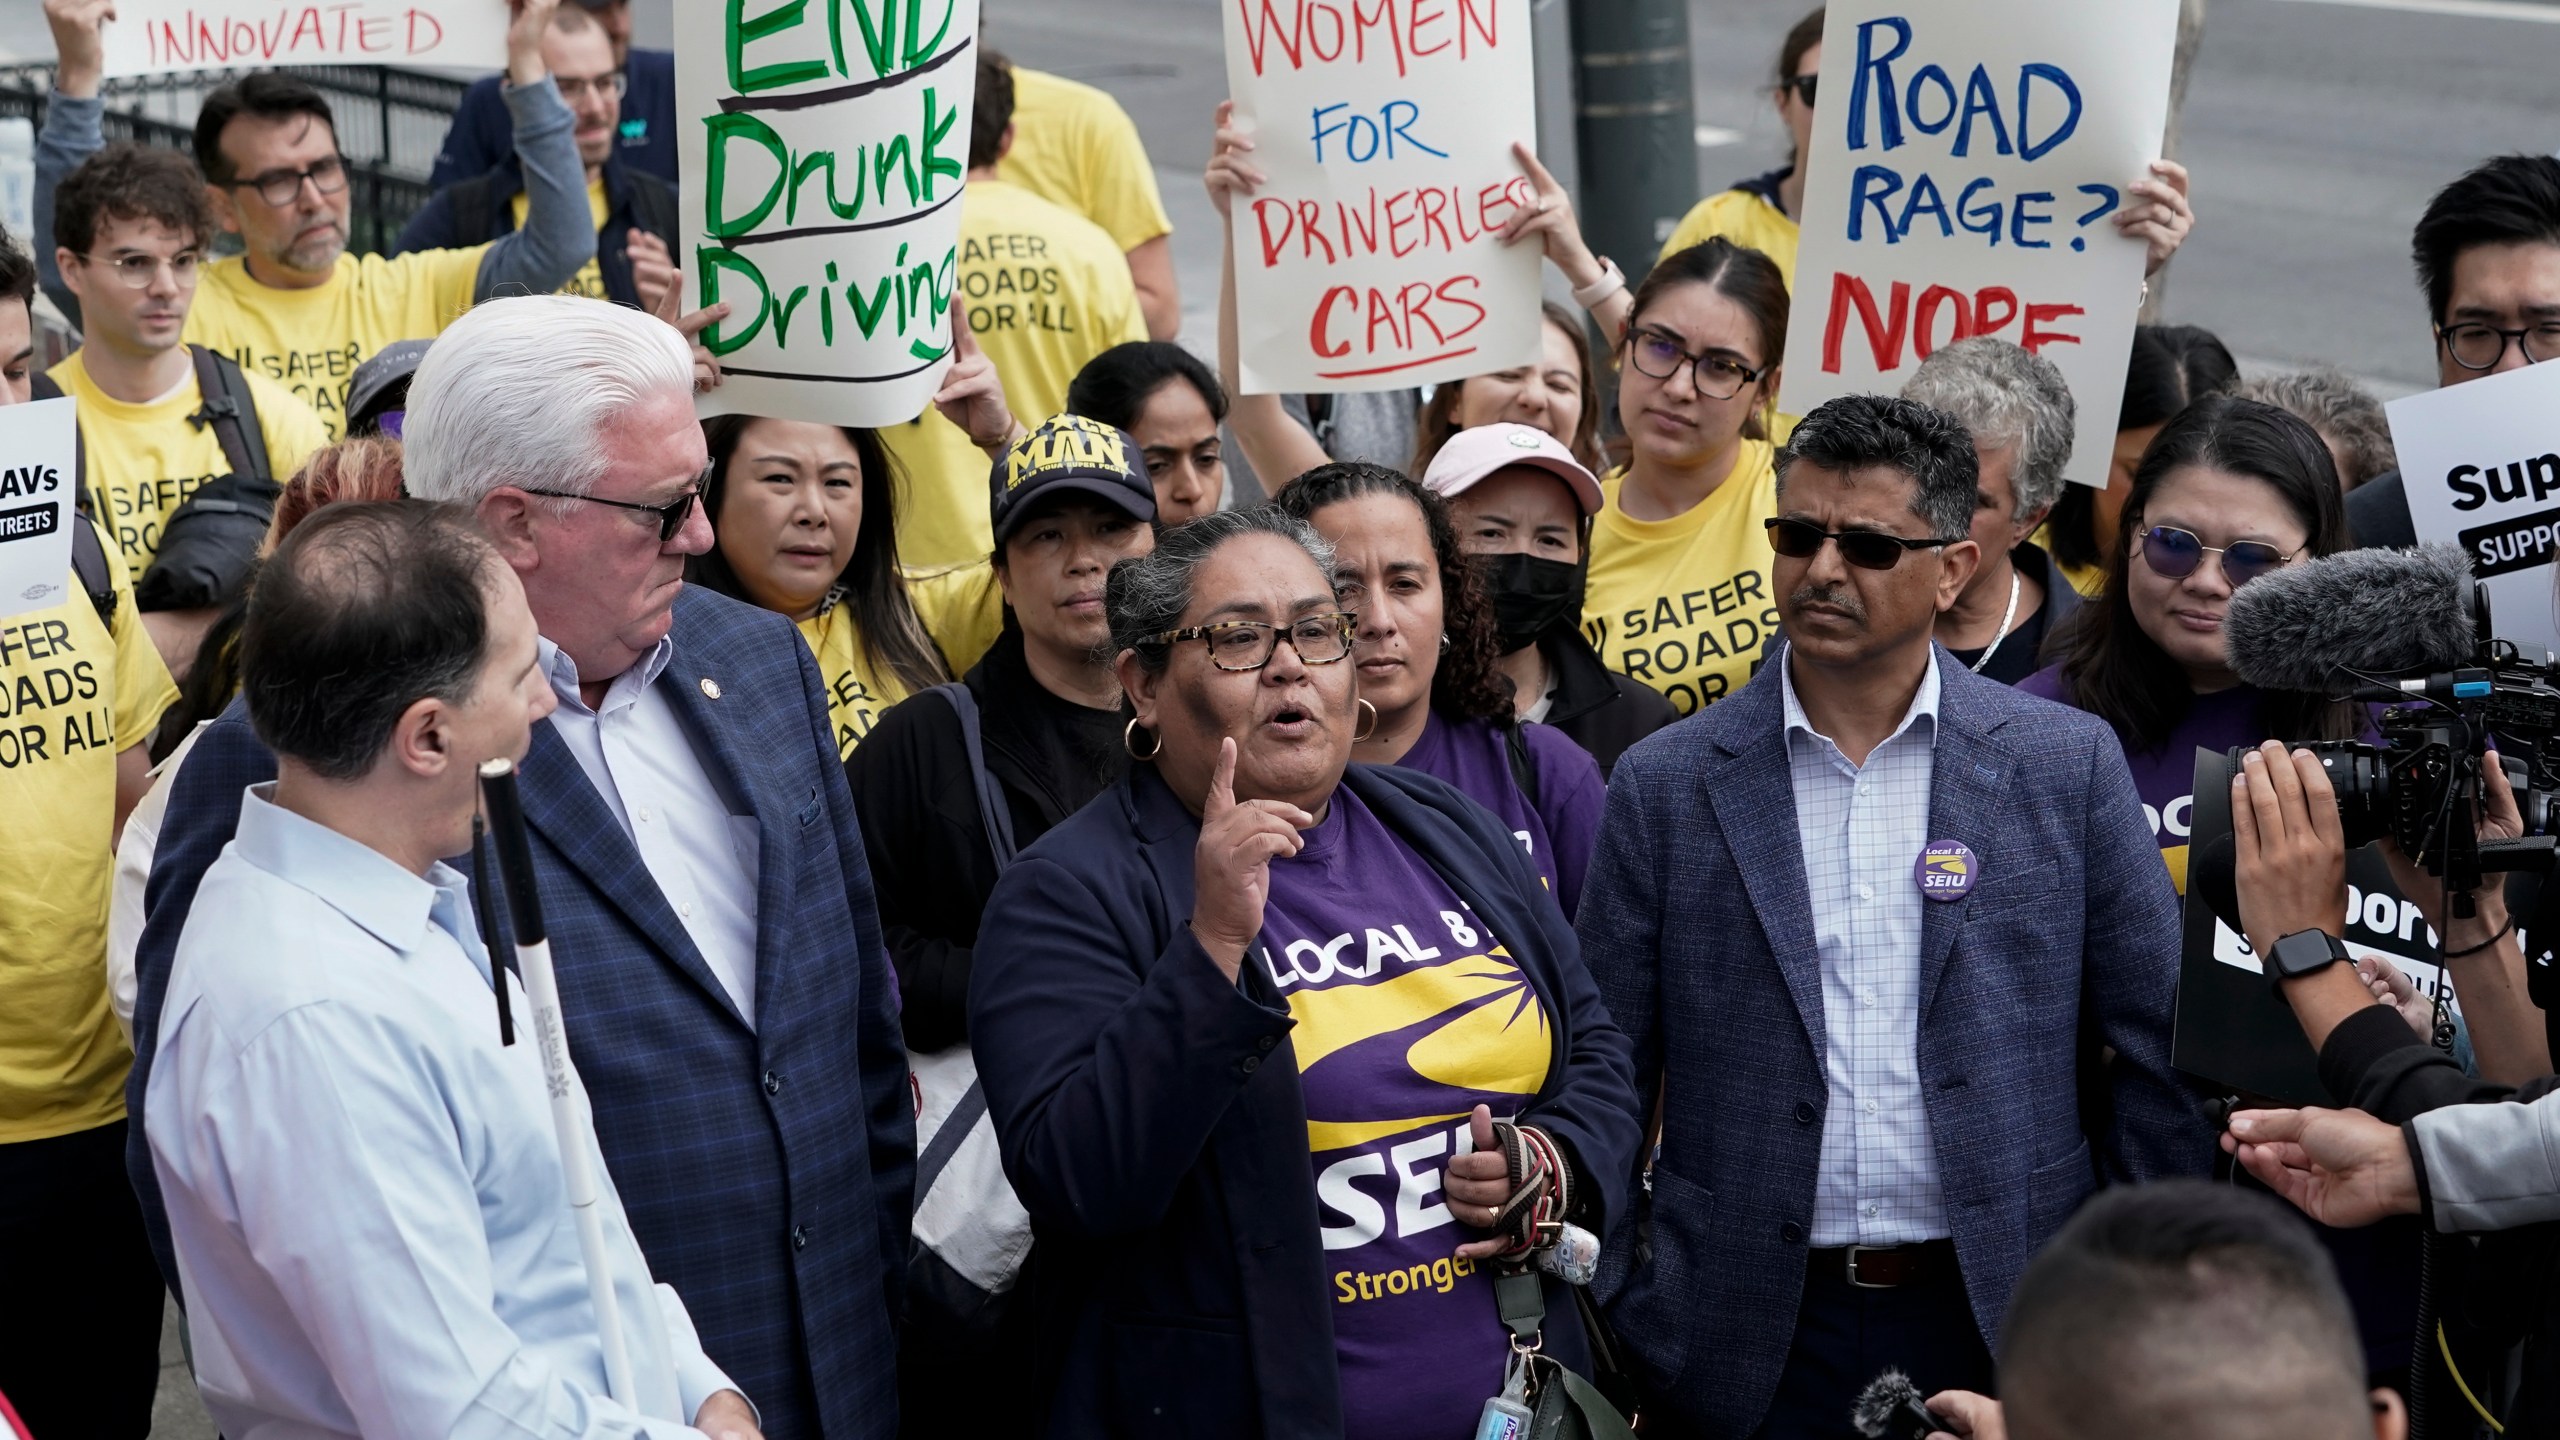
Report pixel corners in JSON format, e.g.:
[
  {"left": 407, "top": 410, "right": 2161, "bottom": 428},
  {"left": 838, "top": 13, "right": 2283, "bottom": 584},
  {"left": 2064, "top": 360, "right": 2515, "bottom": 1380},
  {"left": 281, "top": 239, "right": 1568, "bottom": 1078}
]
[
  {"left": 1439, "top": 633, "right": 1451, "bottom": 655},
  {"left": 1123, "top": 717, "right": 1161, "bottom": 761},
  {"left": 1353, "top": 698, "right": 1380, "bottom": 743}
]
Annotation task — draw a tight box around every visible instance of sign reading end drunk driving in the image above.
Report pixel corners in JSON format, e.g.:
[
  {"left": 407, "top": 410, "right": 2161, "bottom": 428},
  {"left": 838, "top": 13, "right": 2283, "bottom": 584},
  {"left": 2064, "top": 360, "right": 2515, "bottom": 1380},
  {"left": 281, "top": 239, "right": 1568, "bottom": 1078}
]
[
  {"left": 678, "top": 0, "right": 980, "bottom": 428},
  {"left": 2388, "top": 357, "right": 2560, "bottom": 657}
]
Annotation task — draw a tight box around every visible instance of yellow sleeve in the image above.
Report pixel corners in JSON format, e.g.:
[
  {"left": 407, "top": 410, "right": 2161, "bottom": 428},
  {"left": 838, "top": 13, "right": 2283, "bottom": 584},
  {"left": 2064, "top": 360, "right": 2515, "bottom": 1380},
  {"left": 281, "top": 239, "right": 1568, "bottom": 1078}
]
[
  {"left": 404, "top": 243, "right": 493, "bottom": 335},
  {"left": 247, "top": 372, "right": 332, "bottom": 483},
  {"left": 99, "top": 519, "right": 178, "bottom": 749},
  {"left": 1094, "top": 241, "right": 1148, "bottom": 348},
  {"left": 906, "top": 562, "right": 1004, "bottom": 676},
  {"left": 1659, "top": 194, "right": 1724, "bottom": 265},
  {"left": 1073, "top": 97, "right": 1172, "bottom": 252}
]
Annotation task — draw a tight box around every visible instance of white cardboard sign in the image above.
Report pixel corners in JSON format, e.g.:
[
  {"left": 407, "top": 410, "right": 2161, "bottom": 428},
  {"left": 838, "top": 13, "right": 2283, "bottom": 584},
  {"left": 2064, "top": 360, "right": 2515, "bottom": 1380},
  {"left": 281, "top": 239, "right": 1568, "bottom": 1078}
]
[
  {"left": 1779, "top": 0, "right": 2178, "bottom": 487},
  {"left": 101, "top": 0, "right": 509, "bottom": 79},
  {"left": 2387, "top": 359, "right": 2560, "bottom": 656},
  {"left": 1220, "top": 0, "right": 1542, "bottom": 395},
  {"left": 679, "top": 0, "right": 978, "bottom": 428},
  {"left": 0, "top": 399, "right": 80, "bottom": 625}
]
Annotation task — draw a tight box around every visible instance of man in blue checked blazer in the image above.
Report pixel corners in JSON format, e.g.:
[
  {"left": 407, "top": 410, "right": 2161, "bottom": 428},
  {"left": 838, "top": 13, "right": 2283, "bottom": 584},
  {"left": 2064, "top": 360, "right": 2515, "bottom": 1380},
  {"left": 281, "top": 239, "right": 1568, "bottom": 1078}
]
[
  {"left": 1577, "top": 397, "right": 2210, "bottom": 1440},
  {"left": 130, "top": 297, "right": 911, "bottom": 1440}
]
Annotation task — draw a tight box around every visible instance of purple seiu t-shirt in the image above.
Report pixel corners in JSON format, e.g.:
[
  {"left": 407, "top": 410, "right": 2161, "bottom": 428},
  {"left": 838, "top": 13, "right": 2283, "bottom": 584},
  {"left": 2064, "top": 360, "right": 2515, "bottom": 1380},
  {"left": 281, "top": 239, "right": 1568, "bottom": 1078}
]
[
  {"left": 1256, "top": 785, "right": 1555, "bottom": 1440},
  {"left": 1397, "top": 711, "right": 1605, "bottom": 919}
]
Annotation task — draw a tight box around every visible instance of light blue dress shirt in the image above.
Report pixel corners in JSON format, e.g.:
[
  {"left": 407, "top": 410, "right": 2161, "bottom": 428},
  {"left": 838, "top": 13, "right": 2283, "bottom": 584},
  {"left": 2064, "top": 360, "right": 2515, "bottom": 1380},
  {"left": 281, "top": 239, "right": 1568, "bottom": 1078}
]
[
  {"left": 1782, "top": 654, "right": 1953, "bottom": 1247},
  {"left": 148, "top": 785, "right": 739, "bottom": 1439}
]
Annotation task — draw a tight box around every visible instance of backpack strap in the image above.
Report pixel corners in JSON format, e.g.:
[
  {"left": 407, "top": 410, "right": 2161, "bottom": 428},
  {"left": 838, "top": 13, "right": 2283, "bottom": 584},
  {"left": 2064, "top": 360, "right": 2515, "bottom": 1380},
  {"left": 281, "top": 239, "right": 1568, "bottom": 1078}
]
[
  {"left": 1504, "top": 720, "right": 1540, "bottom": 803},
  {"left": 187, "top": 346, "right": 272, "bottom": 484},
  {"left": 28, "top": 371, "right": 115, "bottom": 627},
  {"left": 929, "top": 682, "right": 1019, "bottom": 870}
]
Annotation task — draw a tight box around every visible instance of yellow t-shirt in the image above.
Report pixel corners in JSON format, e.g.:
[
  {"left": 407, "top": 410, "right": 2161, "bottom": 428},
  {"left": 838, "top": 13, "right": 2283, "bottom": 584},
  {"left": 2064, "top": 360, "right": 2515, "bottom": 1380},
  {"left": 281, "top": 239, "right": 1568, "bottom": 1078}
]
[
  {"left": 908, "top": 561, "right": 1004, "bottom": 677},
  {"left": 999, "top": 68, "right": 1174, "bottom": 254},
  {"left": 877, "top": 179, "right": 1148, "bottom": 571},
  {"left": 796, "top": 607, "right": 922, "bottom": 761},
  {"left": 511, "top": 178, "right": 613, "bottom": 301},
  {"left": 0, "top": 523, "right": 179, "bottom": 1142},
  {"left": 48, "top": 352, "right": 331, "bottom": 573},
  {"left": 184, "top": 247, "right": 487, "bottom": 441},
  {"left": 1659, "top": 187, "right": 1800, "bottom": 293},
  {"left": 1581, "top": 442, "right": 1781, "bottom": 715}
]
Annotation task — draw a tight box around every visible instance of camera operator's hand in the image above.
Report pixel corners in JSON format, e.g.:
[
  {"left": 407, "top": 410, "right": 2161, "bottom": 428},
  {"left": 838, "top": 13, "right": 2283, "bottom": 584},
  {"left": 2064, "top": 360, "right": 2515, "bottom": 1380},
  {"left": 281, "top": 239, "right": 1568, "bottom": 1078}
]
[
  {"left": 2234, "top": 742, "right": 2347, "bottom": 952},
  {"left": 2378, "top": 747, "right": 2522, "bottom": 939},
  {"left": 2221, "top": 1106, "right": 2420, "bottom": 1228},
  {"left": 1923, "top": 1390, "right": 2005, "bottom": 1440}
]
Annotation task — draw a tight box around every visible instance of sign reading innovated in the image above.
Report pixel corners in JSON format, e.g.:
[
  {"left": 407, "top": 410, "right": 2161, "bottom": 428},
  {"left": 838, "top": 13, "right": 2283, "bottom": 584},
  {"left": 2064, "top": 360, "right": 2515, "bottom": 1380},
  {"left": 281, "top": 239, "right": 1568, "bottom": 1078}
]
[
  {"left": 101, "top": 0, "right": 509, "bottom": 78},
  {"left": 2387, "top": 358, "right": 2560, "bottom": 658},
  {"left": 0, "top": 399, "right": 79, "bottom": 625},
  {"left": 1220, "top": 0, "right": 1542, "bottom": 395},
  {"left": 1780, "top": 0, "right": 2177, "bottom": 488},
  {"left": 679, "top": 0, "right": 979, "bottom": 428}
]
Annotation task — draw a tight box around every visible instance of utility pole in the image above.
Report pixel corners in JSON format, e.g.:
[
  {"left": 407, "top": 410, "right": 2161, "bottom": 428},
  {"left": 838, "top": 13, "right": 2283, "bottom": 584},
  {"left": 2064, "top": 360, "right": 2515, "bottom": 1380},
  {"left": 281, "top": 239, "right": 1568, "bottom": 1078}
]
[{"left": 1567, "top": 0, "right": 1697, "bottom": 285}]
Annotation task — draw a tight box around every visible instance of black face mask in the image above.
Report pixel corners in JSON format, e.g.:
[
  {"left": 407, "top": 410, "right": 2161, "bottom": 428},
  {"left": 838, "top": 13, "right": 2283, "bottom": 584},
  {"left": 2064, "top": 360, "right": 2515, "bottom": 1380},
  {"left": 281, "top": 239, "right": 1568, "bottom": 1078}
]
[{"left": 1482, "top": 551, "right": 1586, "bottom": 654}]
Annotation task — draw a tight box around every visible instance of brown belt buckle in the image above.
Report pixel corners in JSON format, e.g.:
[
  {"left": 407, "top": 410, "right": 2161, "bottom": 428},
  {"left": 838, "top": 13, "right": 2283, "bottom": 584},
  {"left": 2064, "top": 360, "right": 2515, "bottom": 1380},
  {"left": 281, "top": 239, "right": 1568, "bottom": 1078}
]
[{"left": 1846, "top": 1244, "right": 1901, "bottom": 1289}]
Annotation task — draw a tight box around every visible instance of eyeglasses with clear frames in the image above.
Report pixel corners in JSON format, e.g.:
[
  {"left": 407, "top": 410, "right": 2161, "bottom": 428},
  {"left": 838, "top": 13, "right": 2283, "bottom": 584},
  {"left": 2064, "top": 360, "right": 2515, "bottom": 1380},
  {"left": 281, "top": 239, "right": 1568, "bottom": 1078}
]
[
  {"left": 555, "top": 72, "right": 630, "bottom": 104},
  {"left": 1151, "top": 613, "right": 1359, "bottom": 672},
  {"left": 78, "top": 251, "right": 201, "bottom": 289}
]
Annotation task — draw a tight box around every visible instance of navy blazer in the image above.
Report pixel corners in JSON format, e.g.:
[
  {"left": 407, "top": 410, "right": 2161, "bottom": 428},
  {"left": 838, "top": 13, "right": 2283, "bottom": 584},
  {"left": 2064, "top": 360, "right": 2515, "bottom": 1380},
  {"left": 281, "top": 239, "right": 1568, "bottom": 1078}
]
[
  {"left": 129, "top": 587, "right": 912, "bottom": 1440},
  {"left": 1575, "top": 647, "right": 2210, "bottom": 1438},
  {"left": 971, "top": 762, "right": 1643, "bottom": 1440}
]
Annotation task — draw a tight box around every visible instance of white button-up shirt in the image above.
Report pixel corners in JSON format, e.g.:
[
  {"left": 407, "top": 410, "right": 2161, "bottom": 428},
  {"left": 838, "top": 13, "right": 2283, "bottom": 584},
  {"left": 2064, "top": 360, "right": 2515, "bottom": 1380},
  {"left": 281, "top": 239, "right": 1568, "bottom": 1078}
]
[
  {"left": 539, "top": 637, "right": 761, "bottom": 1024},
  {"left": 149, "top": 786, "right": 737, "bottom": 1438},
  {"left": 1782, "top": 655, "right": 1952, "bottom": 1247}
]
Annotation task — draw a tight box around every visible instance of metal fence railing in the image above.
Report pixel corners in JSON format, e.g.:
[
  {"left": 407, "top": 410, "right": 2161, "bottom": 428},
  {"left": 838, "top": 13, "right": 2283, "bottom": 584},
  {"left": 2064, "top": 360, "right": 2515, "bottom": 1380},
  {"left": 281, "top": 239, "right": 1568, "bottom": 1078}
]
[{"left": 0, "top": 62, "right": 470, "bottom": 255}]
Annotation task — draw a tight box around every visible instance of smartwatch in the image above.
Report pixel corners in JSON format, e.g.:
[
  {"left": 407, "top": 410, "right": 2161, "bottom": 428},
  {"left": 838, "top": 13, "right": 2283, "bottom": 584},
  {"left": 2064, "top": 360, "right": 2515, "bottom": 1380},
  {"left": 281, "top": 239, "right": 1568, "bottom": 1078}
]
[{"left": 2267, "top": 929, "right": 2351, "bottom": 993}]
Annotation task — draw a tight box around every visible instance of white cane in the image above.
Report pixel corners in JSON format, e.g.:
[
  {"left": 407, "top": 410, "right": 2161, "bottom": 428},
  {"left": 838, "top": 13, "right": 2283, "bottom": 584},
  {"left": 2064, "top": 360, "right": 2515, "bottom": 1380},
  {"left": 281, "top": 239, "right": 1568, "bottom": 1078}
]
[{"left": 479, "top": 757, "right": 639, "bottom": 1405}]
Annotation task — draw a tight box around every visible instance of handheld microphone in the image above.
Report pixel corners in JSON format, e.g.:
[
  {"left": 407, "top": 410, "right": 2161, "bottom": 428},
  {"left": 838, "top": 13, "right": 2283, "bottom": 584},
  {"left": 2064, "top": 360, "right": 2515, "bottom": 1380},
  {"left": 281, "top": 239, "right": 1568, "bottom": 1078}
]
[
  {"left": 1851, "top": 1368, "right": 1951, "bottom": 1439},
  {"left": 2222, "top": 543, "right": 2479, "bottom": 694}
]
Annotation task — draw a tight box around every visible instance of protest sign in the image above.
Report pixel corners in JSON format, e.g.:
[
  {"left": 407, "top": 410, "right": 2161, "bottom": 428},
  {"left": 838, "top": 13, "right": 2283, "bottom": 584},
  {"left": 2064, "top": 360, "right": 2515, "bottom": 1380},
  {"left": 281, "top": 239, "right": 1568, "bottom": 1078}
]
[
  {"left": 679, "top": 0, "right": 978, "bottom": 428},
  {"left": 2387, "top": 358, "right": 2560, "bottom": 657},
  {"left": 1779, "top": 0, "right": 2178, "bottom": 487},
  {"left": 1220, "top": 0, "right": 1543, "bottom": 394},
  {"left": 101, "top": 0, "right": 508, "bottom": 79},
  {"left": 0, "top": 398, "right": 79, "bottom": 625}
]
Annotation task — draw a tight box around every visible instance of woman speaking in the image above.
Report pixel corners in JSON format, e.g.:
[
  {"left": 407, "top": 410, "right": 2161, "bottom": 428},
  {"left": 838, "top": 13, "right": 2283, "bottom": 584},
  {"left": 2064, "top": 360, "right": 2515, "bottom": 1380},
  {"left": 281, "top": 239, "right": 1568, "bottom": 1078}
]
[{"left": 968, "top": 508, "right": 1641, "bottom": 1438}]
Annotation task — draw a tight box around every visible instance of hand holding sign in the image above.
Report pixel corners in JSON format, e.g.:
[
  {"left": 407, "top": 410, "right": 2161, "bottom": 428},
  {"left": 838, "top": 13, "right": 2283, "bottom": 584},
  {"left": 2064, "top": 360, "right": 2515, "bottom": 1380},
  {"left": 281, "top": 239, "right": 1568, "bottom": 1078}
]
[
  {"left": 504, "top": 0, "right": 560, "bottom": 88},
  {"left": 930, "top": 304, "right": 1022, "bottom": 455},
  {"left": 42, "top": 0, "right": 116, "bottom": 97},
  {"left": 651, "top": 272, "right": 732, "bottom": 396},
  {"left": 2118, "top": 159, "right": 2195, "bottom": 277}
]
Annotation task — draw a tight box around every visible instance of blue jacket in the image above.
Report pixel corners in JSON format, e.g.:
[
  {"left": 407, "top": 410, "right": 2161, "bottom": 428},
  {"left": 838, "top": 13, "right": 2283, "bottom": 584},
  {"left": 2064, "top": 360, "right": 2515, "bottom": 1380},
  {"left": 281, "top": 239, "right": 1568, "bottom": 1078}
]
[
  {"left": 971, "top": 762, "right": 1643, "bottom": 1440},
  {"left": 431, "top": 47, "right": 678, "bottom": 188},
  {"left": 130, "top": 587, "right": 912, "bottom": 1440},
  {"left": 1575, "top": 647, "right": 2210, "bottom": 1438}
]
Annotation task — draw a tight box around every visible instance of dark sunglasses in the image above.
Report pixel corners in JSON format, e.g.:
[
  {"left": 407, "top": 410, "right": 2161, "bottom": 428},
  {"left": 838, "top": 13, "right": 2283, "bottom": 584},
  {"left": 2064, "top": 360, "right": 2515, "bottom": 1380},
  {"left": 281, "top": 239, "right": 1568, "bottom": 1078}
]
[
  {"left": 1764, "top": 516, "right": 1952, "bottom": 571},
  {"left": 2138, "top": 525, "right": 2298, "bottom": 589},
  {"left": 1784, "top": 73, "right": 1818, "bottom": 106},
  {"left": 518, "top": 482, "right": 701, "bottom": 542}
]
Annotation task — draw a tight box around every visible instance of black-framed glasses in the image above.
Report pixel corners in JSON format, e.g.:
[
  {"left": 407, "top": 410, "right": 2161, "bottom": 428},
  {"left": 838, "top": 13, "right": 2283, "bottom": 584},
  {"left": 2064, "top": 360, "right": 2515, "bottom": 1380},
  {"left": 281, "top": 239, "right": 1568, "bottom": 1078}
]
[
  {"left": 519, "top": 483, "right": 701, "bottom": 542},
  {"left": 2138, "top": 525, "right": 2298, "bottom": 589},
  {"left": 1783, "top": 73, "right": 1818, "bottom": 106},
  {"left": 225, "top": 155, "right": 348, "bottom": 207},
  {"left": 1764, "top": 517, "right": 1953, "bottom": 571},
  {"left": 1151, "top": 613, "right": 1357, "bottom": 672},
  {"left": 2437, "top": 321, "right": 2560, "bottom": 372},
  {"left": 1626, "top": 327, "right": 1764, "bottom": 400},
  {"left": 76, "top": 250, "right": 200, "bottom": 289}
]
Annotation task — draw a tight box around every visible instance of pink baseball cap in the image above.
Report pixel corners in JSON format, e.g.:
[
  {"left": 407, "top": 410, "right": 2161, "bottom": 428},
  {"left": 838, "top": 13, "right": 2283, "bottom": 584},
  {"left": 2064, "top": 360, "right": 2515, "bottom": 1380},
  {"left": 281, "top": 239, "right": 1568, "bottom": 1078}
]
[{"left": 1419, "top": 423, "right": 1603, "bottom": 517}]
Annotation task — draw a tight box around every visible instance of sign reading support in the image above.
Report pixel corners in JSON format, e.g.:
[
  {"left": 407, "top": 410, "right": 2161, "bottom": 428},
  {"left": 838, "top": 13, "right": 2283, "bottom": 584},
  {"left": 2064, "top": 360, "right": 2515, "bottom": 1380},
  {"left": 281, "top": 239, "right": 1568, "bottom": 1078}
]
[
  {"left": 0, "top": 398, "right": 79, "bottom": 625},
  {"left": 1220, "top": 0, "right": 1542, "bottom": 395},
  {"left": 101, "top": 0, "right": 509, "bottom": 78},
  {"left": 1778, "top": 0, "right": 2177, "bottom": 488},
  {"left": 2386, "top": 359, "right": 2560, "bottom": 657},
  {"left": 679, "top": 0, "right": 979, "bottom": 428}
]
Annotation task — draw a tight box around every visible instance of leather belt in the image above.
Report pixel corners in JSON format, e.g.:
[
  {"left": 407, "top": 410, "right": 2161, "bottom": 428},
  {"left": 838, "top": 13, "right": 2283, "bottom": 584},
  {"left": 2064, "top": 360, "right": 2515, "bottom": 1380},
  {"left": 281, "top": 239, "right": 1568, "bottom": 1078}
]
[{"left": 1809, "top": 1239, "right": 1957, "bottom": 1290}]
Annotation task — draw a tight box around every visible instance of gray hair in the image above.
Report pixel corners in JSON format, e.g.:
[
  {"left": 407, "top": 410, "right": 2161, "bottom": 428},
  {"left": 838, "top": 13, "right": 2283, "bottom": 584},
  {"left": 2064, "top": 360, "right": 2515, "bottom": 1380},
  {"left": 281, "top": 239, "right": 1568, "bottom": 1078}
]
[
  {"left": 1900, "top": 336, "right": 2077, "bottom": 520},
  {"left": 402, "top": 294, "right": 694, "bottom": 506},
  {"left": 1107, "top": 507, "right": 1336, "bottom": 671},
  {"left": 2238, "top": 368, "right": 2396, "bottom": 489}
]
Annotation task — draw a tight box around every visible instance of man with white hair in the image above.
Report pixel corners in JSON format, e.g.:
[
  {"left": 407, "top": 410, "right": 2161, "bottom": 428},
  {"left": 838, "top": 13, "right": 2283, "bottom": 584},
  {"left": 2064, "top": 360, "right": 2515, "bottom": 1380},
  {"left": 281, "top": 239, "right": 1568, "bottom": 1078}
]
[
  {"left": 134, "top": 295, "right": 913, "bottom": 1440},
  {"left": 1901, "top": 337, "right": 2082, "bottom": 685}
]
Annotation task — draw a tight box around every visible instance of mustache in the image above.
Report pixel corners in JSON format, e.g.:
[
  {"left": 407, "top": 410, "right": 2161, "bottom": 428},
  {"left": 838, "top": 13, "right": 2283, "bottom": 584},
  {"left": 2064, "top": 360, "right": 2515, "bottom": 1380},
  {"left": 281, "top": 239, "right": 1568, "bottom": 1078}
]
[{"left": 1788, "top": 582, "right": 1865, "bottom": 620}]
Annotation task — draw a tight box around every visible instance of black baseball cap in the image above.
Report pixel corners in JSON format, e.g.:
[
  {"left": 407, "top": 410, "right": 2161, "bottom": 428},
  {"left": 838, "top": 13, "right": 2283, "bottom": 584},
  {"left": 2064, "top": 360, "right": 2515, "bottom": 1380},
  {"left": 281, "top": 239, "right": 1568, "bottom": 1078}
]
[
  {"left": 346, "top": 338, "right": 431, "bottom": 438},
  {"left": 989, "top": 413, "right": 1156, "bottom": 547}
]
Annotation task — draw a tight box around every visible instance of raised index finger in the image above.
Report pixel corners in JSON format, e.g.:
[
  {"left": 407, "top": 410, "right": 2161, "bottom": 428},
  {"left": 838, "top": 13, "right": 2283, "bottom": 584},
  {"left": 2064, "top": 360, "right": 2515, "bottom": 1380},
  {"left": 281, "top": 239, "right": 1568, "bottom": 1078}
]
[{"left": 1205, "top": 735, "right": 1238, "bottom": 819}]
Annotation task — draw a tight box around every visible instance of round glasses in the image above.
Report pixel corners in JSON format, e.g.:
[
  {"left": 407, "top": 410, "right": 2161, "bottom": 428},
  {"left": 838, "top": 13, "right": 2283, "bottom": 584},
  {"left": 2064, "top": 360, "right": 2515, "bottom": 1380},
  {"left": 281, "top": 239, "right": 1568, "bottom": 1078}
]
[
  {"left": 2438, "top": 322, "right": 2560, "bottom": 372},
  {"left": 1764, "top": 516, "right": 1953, "bottom": 571},
  {"left": 1152, "top": 614, "right": 1357, "bottom": 672},
  {"left": 78, "top": 250, "right": 200, "bottom": 289},
  {"left": 2138, "top": 525, "right": 2299, "bottom": 589},
  {"left": 1625, "top": 327, "right": 1764, "bottom": 401}
]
